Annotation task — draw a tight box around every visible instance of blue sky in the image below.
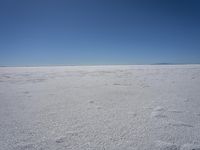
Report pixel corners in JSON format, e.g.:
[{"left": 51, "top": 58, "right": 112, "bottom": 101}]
[{"left": 0, "top": 0, "right": 200, "bottom": 66}]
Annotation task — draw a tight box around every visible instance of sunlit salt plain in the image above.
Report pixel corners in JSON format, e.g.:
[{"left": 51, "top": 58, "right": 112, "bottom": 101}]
[{"left": 0, "top": 65, "right": 200, "bottom": 150}]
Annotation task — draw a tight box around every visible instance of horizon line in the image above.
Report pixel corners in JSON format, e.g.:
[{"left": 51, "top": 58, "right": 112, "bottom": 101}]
[{"left": 1, "top": 63, "right": 200, "bottom": 68}]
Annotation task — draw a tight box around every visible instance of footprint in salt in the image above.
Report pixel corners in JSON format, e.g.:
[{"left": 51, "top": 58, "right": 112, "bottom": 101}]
[
  {"left": 55, "top": 137, "right": 65, "bottom": 144},
  {"left": 151, "top": 106, "right": 167, "bottom": 118},
  {"left": 154, "top": 106, "right": 165, "bottom": 111},
  {"left": 151, "top": 111, "right": 167, "bottom": 118},
  {"left": 89, "top": 100, "right": 95, "bottom": 104},
  {"left": 55, "top": 131, "right": 79, "bottom": 144},
  {"left": 23, "top": 91, "right": 30, "bottom": 94}
]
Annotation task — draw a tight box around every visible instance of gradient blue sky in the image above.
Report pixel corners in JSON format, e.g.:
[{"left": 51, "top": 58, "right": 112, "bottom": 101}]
[{"left": 0, "top": 0, "right": 200, "bottom": 66}]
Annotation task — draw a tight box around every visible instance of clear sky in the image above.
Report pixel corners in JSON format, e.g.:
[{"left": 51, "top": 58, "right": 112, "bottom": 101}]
[{"left": 0, "top": 0, "right": 200, "bottom": 66}]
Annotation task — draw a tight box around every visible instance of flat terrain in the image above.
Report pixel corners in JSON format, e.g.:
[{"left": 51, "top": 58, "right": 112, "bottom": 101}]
[{"left": 0, "top": 65, "right": 200, "bottom": 150}]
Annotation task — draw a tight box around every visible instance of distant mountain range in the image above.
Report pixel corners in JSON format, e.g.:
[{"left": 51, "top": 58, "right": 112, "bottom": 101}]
[{"left": 151, "top": 63, "right": 175, "bottom": 65}]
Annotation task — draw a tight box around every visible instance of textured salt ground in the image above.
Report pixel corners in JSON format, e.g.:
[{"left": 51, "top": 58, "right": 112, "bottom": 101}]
[{"left": 0, "top": 65, "right": 200, "bottom": 150}]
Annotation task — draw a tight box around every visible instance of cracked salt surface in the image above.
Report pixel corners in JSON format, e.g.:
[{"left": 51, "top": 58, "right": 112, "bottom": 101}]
[{"left": 0, "top": 65, "right": 200, "bottom": 150}]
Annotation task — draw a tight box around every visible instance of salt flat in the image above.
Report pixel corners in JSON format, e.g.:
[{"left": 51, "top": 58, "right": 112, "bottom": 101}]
[{"left": 0, "top": 65, "right": 200, "bottom": 150}]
